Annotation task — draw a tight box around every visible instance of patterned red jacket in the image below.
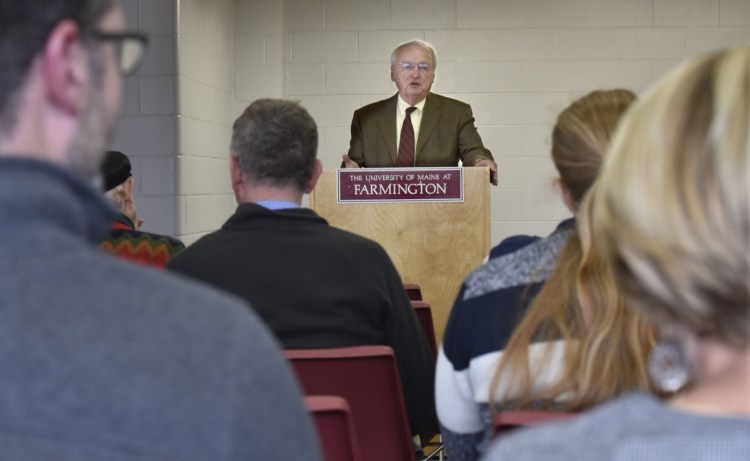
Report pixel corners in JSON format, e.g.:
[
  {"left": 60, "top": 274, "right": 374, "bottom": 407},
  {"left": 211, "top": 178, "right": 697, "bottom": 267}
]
[{"left": 100, "top": 215, "right": 185, "bottom": 268}]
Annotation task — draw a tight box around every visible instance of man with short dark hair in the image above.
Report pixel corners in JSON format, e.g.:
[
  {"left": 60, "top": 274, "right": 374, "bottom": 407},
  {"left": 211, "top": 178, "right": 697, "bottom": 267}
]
[
  {"left": 0, "top": 1, "right": 320, "bottom": 459},
  {"left": 168, "top": 98, "right": 437, "bottom": 436}
]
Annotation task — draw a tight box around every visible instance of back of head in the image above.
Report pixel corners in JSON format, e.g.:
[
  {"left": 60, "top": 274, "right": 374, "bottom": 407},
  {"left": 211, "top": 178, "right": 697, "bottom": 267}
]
[
  {"left": 594, "top": 45, "right": 750, "bottom": 348},
  {"left": 491, "top": 88, "right": 652, "bottom": 411},
  {"left": 552, "top": 89, "right": 637, "bottom": 203},
  {"left": 0, "top": 0, "right": 115, "bottom": 136},
  {"left": 101, "top": 150, "right": 133, "bottom": 213},
  {"left": 101, "top": 150, "right": 132, "bottom": 192},
  {"left": 230, "top": 98, "right": 318, "bottom": 192}
]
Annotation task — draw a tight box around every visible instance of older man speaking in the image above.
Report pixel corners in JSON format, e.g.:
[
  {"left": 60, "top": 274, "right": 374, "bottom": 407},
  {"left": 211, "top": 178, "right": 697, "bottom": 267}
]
[{"left": 343, "top": 39, "right": 497, "bottom": 185}]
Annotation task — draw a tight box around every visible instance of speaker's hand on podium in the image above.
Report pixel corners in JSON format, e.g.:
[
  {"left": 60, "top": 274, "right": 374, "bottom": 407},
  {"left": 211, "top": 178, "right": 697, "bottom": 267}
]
[
  {"left": 341, "top": 154, "right": 361, "bottom": 168},
  {"left": 474, "top": 159, "right": 497, "bottom": 186}
]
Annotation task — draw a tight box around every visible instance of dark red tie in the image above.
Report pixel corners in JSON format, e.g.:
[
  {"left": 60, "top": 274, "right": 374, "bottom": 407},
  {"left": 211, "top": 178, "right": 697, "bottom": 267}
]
[{"left": 396, "top": 107, "right": 417, "bottom": 167}]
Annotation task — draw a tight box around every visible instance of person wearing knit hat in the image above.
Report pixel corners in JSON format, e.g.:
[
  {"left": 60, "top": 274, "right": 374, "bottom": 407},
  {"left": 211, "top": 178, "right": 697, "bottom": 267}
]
[
  {"left": 99, "top": 150, "right": 185, "bottom": 268},
  {"left": 101, "top": 150, "right": 133, "bottom": 192}
]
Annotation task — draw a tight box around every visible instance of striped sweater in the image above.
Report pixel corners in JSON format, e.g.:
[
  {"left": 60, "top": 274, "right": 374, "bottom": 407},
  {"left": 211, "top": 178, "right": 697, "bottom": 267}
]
[{"left": 436, "top": 219, "right": 575, "bottom": 461}]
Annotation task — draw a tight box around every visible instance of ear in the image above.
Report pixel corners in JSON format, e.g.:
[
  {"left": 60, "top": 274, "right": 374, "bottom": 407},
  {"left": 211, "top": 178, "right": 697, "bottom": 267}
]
[
  {"left": 43, "top": 20, "right": 87, "bottom": 116},
  {"left": 123, "top": 176, "right": 135, "bottom": 201},
  {"left": 390, "top": 67, "right": 396, "bottom": 82},
  {"left": 556, "top": 178, "right": 579, "bottom": 213},
  {"left": 122, "top": 176, "right": 135, "bottom": 209},
  {"left": 229, "top": 155, "right": 245, "bottom": 196},
  {"left": 303, "top": 159, "right": 323, "bottom": 194}
]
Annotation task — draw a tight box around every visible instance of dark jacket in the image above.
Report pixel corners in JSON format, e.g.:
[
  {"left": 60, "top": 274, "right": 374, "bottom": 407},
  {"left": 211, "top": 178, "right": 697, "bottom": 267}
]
[
  {"left": 100, "top": 214, "right": 185, "bottom": 268},
  {"left": 347, "top": 93, "right": 493, "bottom": 167},
  {"left": 168, "top": 203, "right": 437, "bottom": 434}
]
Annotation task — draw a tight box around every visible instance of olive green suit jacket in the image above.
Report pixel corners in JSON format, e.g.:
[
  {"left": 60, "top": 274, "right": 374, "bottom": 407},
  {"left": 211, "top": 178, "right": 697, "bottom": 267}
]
[{"left": 346, "top": 93, "right": 493, "bottom": 168}]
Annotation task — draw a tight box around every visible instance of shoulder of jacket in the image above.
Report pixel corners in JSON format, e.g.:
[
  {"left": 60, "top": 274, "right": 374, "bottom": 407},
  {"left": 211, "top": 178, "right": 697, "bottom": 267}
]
[
  {"left": 357, "top": 94, "right": 398, "bottom": 113},
  {"left": 428, "top": 92, "right": 470, "bottom": 109}
]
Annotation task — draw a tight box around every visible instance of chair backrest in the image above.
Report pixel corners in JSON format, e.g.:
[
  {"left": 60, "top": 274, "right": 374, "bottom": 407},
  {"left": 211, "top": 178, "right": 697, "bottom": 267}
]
[
  {"left": 411, "top": 300, "right": 438, "bottom": 358},
  {"left": 286, "top": 346, "right": 417, "bottom": 461},
  {"left": 409, "top": 300, "right": 441, "bottom": 447},
  {"left": 493, "top": 410, "right": 577, "bottom": 437},
  {"left": 305, "top": 396, "right": 363, "bottom": 461},
  {"left": 403, "top": 282, "right": 423, "bottom": 301}
]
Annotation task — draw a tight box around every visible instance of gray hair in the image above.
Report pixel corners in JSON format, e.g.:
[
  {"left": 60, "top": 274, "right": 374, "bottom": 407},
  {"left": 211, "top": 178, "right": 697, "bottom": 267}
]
[
  {"left": 104, "top": 178, "right": 132, "bottom": 212},
  {"left": 230, "top": 99, "right": 318, "bottom": 192},
  {"left": 390, "top": 40, "right": 438, "bottom": 71}
]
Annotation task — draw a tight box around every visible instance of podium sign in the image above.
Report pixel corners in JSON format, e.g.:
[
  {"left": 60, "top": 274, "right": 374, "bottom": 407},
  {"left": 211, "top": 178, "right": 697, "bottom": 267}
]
[
  {"left": 310, "top": 167, "right": 490, "bottom": 341},
  {"left": 338, "top": 167, "right": 463, "bottom": 203}
]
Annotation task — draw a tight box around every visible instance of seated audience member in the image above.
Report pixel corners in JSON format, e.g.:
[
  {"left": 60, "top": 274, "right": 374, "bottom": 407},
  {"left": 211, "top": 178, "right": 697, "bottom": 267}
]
[
  {"left": 167, "top": 98, "right": 436, "bottom": 436},
  {"left": 436, "top": 89, "right": 641, "bottom": 460},
  {"left": 0, "top": 0, "right": 320, "bottom": 459},
  {"left": 484, "top": 44, "right": 750, "bottom": 461},
  {"left": 99, "top": 150, "right": 185, "bottom": 267}
]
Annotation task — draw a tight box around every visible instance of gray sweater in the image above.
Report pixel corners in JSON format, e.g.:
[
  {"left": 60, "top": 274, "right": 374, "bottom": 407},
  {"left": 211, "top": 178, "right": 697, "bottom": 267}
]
[
  {"left": 0, "top": 158, "right": 321, "bottom": 460},
  {"left": 483, "top": 392, "right": 750, "bottom": 461}
]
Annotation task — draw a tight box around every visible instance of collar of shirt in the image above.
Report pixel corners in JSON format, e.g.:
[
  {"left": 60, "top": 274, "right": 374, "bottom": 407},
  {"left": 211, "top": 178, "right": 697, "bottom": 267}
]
[
  {"left": 396, "top": 95, "right": 427, "bottom": 156},
  {"left": 113, "top": 213, "right": 135, "bottom": 230},
  {"left": 256, "top": 200, "right": 300, "bottom": 210}
]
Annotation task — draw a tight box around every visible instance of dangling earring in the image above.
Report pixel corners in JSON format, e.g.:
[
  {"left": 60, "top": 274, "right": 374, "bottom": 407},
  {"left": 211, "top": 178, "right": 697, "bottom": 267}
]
[{"left": 648, "top": 335, "right": 690, "bottom": 393}]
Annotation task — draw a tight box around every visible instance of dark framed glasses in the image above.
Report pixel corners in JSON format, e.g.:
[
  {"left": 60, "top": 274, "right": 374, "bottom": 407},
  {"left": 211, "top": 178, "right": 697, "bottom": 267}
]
[{"left": 91, "top": 31, "right": 149, "bottom": 76}]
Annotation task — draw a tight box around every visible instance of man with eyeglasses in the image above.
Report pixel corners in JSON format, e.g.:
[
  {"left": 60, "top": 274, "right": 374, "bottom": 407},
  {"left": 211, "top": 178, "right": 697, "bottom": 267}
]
[
  {"left": 343, "top": 40, "right": 498, "bottom": 185},
  {"left": 0, "top": 1, "right": 321, "bottom": 459}
]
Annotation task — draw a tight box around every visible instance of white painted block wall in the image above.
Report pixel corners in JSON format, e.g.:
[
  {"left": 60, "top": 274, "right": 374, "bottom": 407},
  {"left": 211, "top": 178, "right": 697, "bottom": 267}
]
[{"left": 280, "top": 0, "right": 750, "bottom": 245}]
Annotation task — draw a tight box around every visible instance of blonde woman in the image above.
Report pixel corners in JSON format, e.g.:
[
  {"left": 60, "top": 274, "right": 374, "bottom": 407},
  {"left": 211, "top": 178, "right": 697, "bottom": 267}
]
[
  {"left": 436, "top": 89, "right": 637, "bottom": 461},
  {"left": 484, "top": 44, "right": 750, "bottom": 461}
]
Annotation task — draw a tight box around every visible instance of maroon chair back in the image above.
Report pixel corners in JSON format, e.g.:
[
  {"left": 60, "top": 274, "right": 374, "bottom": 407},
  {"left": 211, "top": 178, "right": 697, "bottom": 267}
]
[
  {"left": 286, "top": 346, "right": 417, "bottom": 461},
  {"left": 493, "top": 410, "right": 577, "bottom": 437},
  {"left": 305, "top": 396, "right": 363, "bottom": 461},
  {"left": 409, "top": 300, "right": 442, "bottom": 453},
  {"left": 403, "top": 282, "right": 423, "bottom": 301},
  {"left": 411, "top": 300, "right": 438, "bottom": 358}
]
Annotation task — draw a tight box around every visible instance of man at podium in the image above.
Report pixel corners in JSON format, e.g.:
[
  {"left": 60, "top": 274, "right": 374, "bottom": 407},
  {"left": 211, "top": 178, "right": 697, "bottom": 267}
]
[{"left": 342, "top": 39, "right": 498, "bottom": 185}]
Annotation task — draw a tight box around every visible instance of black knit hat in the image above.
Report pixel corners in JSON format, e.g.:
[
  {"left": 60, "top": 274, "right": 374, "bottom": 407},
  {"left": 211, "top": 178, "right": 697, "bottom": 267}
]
[{"left": 101, "top": 150, "right": 132, "bottom": 192}]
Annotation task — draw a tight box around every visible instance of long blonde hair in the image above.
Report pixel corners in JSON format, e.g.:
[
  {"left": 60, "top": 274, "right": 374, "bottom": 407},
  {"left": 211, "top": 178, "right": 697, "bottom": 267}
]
[
  {"left": 490, "top": 89, "right": 657, "bottom": 411},
  {"left": 594, "top": 45, "right": 750, "bottom": 348}
]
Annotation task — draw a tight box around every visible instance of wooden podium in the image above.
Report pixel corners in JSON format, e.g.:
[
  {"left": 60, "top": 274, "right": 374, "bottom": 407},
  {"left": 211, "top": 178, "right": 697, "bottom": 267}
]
[{"left": 310, "top": 167, "right": 490, "bottom": 341}]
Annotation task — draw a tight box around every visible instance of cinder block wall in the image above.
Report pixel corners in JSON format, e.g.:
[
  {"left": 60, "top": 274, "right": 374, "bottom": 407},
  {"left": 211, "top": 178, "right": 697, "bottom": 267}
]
[
  {"left": 112, "top": 0, "right": 750, "bottom": 246},
  {"left": 282, "top": 0, "right": 750, "bottom": 245},
  {"left": 112, "top": 0, "right": 180, "bottom": 235},
  {"left": 175, "top": 0, "right": 237, "bottom": 245},
  {"left": 112, "top": 0, "right": 240, "bottom": 245}
]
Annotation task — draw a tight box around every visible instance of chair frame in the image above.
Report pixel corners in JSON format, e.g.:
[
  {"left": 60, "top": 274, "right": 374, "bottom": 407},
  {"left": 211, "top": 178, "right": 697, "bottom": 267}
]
[
  {"left": 305, "top": 395, "right": 363, "bottom": 461},
  {"left": 404, "top": 282, "right": 423, "bottom": 301},
  {"left": 493, "top": 410, "right": 577, "bottom": 437},
  {"left": 410, "top": 300, "right": 438, "bottom": 358},
  {"left": 286, "top": 346, "right": 417, "bottom": 461},
  {"left": 409, "top": 300, "right": 444, "bottom": 460}
]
